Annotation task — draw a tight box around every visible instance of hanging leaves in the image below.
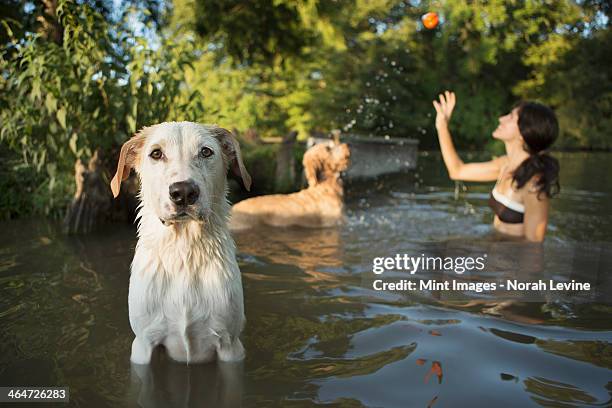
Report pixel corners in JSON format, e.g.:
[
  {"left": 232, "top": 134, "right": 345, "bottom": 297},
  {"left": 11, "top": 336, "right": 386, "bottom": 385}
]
[{"left": 56, "top": 107, "right": 67, "bottom": 129}]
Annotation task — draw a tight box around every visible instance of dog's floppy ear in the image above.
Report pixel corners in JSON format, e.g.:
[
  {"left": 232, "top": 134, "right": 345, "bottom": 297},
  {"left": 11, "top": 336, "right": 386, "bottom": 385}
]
[
  {"left": 110, "top": 129, "right": 149, "bottom": 198},
  {"left": 303, "top": 143, "right": 332, "bottom": 187},
  {"left": 302, "top": 147, "right": 321, "bottom": 187},
  {"left": 211, "top": 127, "right": 252, "bottom": 191}
]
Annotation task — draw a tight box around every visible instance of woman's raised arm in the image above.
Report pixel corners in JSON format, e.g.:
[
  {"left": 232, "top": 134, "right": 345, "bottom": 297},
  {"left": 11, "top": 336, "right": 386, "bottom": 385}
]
[{"left": 433, "top": 91, "right": 504, "bottom": 182}]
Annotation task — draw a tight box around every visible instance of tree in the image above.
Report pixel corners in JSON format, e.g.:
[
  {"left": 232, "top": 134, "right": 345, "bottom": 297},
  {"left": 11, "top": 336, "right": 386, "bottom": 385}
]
[{"left": 0, "top": 0, "right": 199, "bottom": 220}]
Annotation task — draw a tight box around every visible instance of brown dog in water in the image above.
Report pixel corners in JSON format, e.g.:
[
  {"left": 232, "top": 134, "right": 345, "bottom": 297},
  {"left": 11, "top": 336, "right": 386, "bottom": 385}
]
[{"left": 230, "top": 141, "right": 350, "bottom": 229}]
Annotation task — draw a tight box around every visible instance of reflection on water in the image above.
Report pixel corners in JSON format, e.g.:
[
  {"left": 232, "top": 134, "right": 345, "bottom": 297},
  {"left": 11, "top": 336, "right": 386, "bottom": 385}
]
[
  {"left": 0, "top": 152, "right": 611, "bottom": 407},
  {"left": 130, "top": 352, "right": 243, "bottom": 408}
]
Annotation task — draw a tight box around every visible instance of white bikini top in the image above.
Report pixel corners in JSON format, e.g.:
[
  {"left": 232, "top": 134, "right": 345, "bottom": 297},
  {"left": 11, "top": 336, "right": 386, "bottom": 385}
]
[{"left": 491, "top": 187, "right": 525, "bottom": 213}]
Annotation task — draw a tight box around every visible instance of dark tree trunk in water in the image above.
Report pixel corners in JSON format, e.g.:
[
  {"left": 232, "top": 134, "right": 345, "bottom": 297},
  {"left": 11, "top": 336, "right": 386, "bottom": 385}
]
[
  {"left": 275, "top": 130, "right": 298, "bottom": 192},
  {"left": 64, "top": 149, "right": 112, "bottom": 234}
]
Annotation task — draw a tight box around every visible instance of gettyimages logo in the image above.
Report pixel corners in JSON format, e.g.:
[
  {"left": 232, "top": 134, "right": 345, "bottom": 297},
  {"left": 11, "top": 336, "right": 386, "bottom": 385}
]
[{"left": 372, "top": 253, "right": 487, "bottom": 275}]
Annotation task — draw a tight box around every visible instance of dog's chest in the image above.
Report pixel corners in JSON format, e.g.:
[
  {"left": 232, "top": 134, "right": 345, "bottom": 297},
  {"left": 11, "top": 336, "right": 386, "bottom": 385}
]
[{"left": 128, "top": 244, "right": 239, "bottom": 331}]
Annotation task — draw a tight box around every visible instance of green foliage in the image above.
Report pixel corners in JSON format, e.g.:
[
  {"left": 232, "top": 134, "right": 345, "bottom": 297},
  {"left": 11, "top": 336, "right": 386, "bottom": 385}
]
[
  {"left": 179, "top": 0, "right": 350, "bottom": 139},
  {"left": 192, "top": 0, "right": 316, "bottom": 65},
  {"left": 182, "top": 0, "right": 610, "bottom": 149},
  {"left": 516, "top": 27, "right": 612, "bottom": 149},
  {"left": 0, "top": 152, "right": 72, "bottom": 219},
  {"left": 0, "top": 0, "right": 199, "bottom": 217}
]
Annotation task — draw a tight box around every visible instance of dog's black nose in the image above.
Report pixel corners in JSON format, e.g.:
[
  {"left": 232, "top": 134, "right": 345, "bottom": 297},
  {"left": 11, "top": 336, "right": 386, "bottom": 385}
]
[{"left": 169, "top": 181, "right": 200, "bottom": 206}]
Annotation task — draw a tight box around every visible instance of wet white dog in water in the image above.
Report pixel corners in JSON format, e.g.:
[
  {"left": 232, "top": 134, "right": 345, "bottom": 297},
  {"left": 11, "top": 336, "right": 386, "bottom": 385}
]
[{"left": 110, "top": 122, "right": 251, "bottom": 364}]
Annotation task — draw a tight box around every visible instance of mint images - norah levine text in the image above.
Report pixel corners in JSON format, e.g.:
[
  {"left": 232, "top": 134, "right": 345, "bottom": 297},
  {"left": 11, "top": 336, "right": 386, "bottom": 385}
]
[{"left": 372, "top": 279, "right": 591, "bottom": 293}]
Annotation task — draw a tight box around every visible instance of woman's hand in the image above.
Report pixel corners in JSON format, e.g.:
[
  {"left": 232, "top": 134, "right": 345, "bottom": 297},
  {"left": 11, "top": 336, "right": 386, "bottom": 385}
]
[{"left": 433, "top": 91, "right": 456, "bottom": 129}]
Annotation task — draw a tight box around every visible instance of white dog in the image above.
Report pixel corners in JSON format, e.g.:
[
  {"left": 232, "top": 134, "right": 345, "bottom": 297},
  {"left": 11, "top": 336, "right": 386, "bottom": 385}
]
[{"left": 110, "top": 122, "right": 251, "bottom": 365}]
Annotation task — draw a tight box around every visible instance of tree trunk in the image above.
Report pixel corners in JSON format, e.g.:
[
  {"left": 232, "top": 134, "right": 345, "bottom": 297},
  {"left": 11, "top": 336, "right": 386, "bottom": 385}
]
[
  {"left": 63, "top": 149, "right": 112, "bottom": 234},
  {"left": 275, "top": 130, "right": 298, "bottom": 192}
]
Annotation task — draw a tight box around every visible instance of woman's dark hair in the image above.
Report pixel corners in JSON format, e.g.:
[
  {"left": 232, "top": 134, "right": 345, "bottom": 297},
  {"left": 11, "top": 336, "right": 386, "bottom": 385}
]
[{"left": 512, "top": 101, "right": 560, "bottom": 199}]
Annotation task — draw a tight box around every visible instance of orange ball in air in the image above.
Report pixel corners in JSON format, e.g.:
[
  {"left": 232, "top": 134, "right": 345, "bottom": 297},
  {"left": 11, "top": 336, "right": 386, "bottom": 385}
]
[{"left": 421, "top": 12, "right": 439, "bottom": 29}]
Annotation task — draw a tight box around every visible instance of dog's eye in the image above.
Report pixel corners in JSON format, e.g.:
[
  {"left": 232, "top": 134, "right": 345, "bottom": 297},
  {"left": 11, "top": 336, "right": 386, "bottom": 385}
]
[
  {"left": 149, "top": 149, "right": 163, "bottom": 160},
  {"left": 200, "top": 147, "right": 214, "bottom": 158}
]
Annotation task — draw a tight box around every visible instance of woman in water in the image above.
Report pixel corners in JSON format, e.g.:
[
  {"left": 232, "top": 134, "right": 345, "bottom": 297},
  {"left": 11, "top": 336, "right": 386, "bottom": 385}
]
[{"left": 433, "top": 91, "right": 560, "bottom": 242}]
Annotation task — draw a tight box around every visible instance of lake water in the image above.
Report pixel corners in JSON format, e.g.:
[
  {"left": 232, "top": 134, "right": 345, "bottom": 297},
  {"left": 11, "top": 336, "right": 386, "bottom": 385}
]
[{"left": 0, "top": 152, "right": 610, "bottom": 407}]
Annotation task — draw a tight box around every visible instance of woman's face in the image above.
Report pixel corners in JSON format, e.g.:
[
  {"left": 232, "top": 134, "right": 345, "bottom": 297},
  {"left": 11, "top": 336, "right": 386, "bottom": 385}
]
[{"left": 492, "top": 108, "right": 522, "bottom": 142}]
